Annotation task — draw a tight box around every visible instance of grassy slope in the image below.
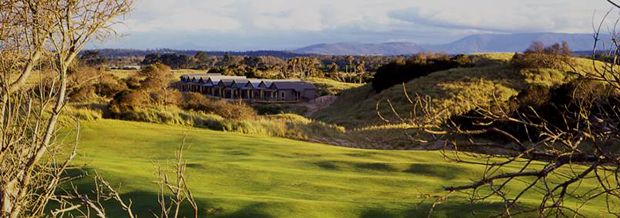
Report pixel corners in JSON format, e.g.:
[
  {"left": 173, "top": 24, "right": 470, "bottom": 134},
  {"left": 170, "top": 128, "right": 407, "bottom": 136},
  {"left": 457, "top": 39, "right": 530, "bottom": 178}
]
[
  {"left": 313, "top": 54, "right": 608, "bottom": 127},
  {"left": 66, "top": 119, "right": 608, "bottom": 217},
  {"left": 303, "top": 77, "right": 364, "bottom": 96}
]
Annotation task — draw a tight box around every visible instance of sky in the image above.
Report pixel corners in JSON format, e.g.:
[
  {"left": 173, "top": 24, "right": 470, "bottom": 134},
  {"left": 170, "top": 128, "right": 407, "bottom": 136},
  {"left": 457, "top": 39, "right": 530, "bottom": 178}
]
[{"left": 93, "top": 0, "right": 617, "bottom": 51}]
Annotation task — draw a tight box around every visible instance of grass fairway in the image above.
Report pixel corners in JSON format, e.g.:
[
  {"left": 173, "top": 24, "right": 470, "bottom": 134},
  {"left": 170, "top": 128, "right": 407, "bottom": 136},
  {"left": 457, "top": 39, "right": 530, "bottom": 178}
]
[{"left": 67, "top": 120, "right": 609, "bottom": 217}]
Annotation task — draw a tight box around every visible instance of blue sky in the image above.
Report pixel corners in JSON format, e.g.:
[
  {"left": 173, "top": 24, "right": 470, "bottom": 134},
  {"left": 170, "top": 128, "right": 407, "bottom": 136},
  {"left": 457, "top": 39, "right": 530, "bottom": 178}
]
[{"left": 94, "top": 0, "right": 616, "bottom": 50}]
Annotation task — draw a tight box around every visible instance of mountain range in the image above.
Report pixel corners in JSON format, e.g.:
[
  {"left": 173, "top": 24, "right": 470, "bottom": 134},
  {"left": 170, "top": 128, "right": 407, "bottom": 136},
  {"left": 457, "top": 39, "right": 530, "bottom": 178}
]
[{"left": 294, "top": 33, "right": 607, "bottom": 55}]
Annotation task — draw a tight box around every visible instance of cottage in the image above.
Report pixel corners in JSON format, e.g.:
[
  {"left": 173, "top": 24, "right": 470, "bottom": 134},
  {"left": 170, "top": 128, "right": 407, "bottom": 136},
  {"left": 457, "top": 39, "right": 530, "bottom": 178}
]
[
  {"left": 269, "top": 81, "right": 318, "bottom": 101},
  {"left": 178, "top": 74, "right": 317, "bottom": 102}
]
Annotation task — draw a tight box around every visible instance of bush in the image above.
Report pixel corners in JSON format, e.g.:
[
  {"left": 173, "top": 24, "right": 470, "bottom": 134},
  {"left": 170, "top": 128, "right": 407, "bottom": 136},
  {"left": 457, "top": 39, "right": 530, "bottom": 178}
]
[
  {"left": 139, "top": 63, "right": 173, "bottom": 91},
  {"left": 372, "top": 53, "right": 471, "bottom": 92},
  {"left": 181, "top": 92, "right": 257, "bottom": 120},
  {"left": 96, "top": 74, "right": 128, "bottom": 98},
  {"left": 251, "top": 104, "right": 307, "bottom": 115},
  {"left": 452, "top": 78, "right": 618, "bottom": 142},
  {"left": 510, "top": 41, "right": 573, "bottom": 70},
  {"left": 108, "top": 90, "right": 151, "bottom": 114}
]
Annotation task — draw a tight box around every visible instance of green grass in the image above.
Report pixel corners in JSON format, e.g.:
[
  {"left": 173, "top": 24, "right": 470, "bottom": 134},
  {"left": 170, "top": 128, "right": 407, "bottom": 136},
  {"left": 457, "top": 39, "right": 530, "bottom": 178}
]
[{"left": 62, "top": 120, "right": 611, "bottom": 217}]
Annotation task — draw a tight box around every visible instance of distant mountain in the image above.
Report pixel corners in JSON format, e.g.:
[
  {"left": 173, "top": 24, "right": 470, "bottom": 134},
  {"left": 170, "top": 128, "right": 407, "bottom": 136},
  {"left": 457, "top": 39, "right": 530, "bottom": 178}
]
[
  {"left": 91, "top": 49, "right": 312, "bottom": 58},
  {"left": 294, "top": 33, "right": 607, "bottom": 55},
  {"left": 92, "top": 33, "right": 607, "bottom": 58},
  {"left": 425, "top": 32, "right": 605, "bottom": 54},
  {"left": 295, "top": 42, "right": 424, "bottom": 56}
]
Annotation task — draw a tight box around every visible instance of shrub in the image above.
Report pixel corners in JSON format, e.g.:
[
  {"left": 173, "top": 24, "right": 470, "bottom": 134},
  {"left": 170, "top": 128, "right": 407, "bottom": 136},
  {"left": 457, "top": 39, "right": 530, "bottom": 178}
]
[
  {"left": 138, "top": 63, "right": 172, "bottom": 78},
  {"left": 510, "top": 41, "right": 573, "bottom": 70},
  {"left": 180, "top": 92, "right": 257, "bottom": 120},
  {"left": 150, "top": 89, "right": 183, "bottom": 107},
  {"left": 251, "top": 103, "right": 307, "bottom": 115},
  {"left": 452, "top": 78, "right": 618, "bottom": 142},
  {"left": 96, "top": 74, "right": 128, "bottom": 98},
  {"left": 372, "top": 53, "right": 471, "bottom": 92},
  {"left": 108, "top": 90, "right": 151, "bottom": 114}
]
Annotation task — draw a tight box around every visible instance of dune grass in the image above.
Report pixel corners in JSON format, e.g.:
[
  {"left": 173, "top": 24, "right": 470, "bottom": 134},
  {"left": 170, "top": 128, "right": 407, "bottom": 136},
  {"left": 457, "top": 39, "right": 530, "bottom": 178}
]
[
  {"left": 61, "top": 120, "right": 611, "bottom": 218},
  {"left": 303, "top": 77, "right": 364, "bottom": 96}
]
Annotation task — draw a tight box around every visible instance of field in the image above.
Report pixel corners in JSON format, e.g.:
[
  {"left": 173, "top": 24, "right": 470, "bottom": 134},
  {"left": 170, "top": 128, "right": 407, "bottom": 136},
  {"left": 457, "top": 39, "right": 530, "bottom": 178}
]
[{"left": 64, "top": 119, "right": 610, "bottom": 217}]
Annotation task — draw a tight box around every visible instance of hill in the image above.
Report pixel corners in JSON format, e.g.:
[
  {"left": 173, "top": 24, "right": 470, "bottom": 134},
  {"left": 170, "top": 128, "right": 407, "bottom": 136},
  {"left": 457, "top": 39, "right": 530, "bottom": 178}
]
[
  {"left": 425, "top": 32, "right": 607, "bottom": 54},
  {"left": 89, "top": 49, "right": 313, "bottom": 58},
  {"left": 295, "top": 33, "right": 608, "bottom": 55},
  {"left": 65, "top": 119, "right": 608, "bottom": 217},
  {"left": 313, "top": 54, "right": 607, "bottom": 128},
  {"left": 90, "top": 33, "right": 606, "bottom": 58},
  {"left": 295, "top": 42, "right": 424, "bottom": 56}
]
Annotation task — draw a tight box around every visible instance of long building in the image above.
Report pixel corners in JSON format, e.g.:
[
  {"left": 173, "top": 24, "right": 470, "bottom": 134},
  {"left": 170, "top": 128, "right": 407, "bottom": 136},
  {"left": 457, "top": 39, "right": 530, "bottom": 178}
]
[{"left": 179, "top": 74, "right": 318, "bottom": 102}]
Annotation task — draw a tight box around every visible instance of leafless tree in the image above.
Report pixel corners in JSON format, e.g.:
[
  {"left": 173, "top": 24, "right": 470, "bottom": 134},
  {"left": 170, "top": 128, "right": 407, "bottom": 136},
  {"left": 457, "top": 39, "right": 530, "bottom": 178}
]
[
  {"left": 152, "top": 140, "right": 199, "bottom": 218},
  {"left": 49, "top": 140, "right": 198, "bottom": 218},
  {"left": 0, "top": 0, "right": 132, "bottom": 217}
]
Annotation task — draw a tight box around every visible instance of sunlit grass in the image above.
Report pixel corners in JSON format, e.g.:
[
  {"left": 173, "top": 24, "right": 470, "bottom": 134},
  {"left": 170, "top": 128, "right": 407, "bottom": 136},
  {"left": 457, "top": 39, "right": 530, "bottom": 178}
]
[{"left": 61, "top": 120, "right": 611, "bottom": 217}]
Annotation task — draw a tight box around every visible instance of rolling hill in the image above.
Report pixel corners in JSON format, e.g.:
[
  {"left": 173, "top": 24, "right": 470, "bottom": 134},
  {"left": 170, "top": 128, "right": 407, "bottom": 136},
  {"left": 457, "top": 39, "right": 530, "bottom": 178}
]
[{"left": 313, "top": 53, "right": 606, "bottom": 128}]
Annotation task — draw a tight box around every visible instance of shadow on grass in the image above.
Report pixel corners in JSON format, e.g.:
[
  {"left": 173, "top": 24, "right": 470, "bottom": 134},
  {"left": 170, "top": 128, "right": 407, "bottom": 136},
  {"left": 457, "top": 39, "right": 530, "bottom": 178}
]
[
  {"left": 216, "top": 203, "right": 274, "bottom": 218},
  {"left": 402, "top": 164, "right": 463, "bottom": 180},
  {"left": 315, "top": 161, "right": 340, "bottom": 170},
  {"left": 54, "top": 168, "right": 217, "bottom": 217},
  {"left": 55, "top": 168, "right": 277, "bottom": 218},
  {"left": 354, "top": 163, "right": 397, "bottom": 172},
  {"left": 225, "top": 150, "right": 251, "bottom": 156},
  {"left": 187, "top": 163, "right": 208, "bottom": 169},
  {"left": 360, "top": 201, "right": 512, "bottom": 218}
]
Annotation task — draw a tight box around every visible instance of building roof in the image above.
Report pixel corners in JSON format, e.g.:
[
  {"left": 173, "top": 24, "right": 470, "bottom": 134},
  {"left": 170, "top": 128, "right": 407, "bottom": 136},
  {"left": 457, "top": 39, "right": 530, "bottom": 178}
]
[
  {"left": 217, "top": 79, "right": 235, "bottom": 87},
  {"left": 218, "top": 78, "right": 250, "bottom": 87},
  {"left": 230, "top": 79, "right": 250, "bottom": 88},
  {"left": 182, "top": 75, "right": 316, "bottom": 93},
  {"left": 245, "top": 79, "right": 263, "bottom": 88},
  {"left": 269, "top": 81, "right": 316, "bottom": 92},
  {"left": 181, "top": 74, "right": 244, "bottom": 81}
]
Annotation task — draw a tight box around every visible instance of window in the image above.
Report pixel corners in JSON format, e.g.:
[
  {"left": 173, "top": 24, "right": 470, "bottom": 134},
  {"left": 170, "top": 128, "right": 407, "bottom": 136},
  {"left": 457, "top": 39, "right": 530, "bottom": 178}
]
[{"left": 281, "top": 92, "right": 285, "bottom": 99}]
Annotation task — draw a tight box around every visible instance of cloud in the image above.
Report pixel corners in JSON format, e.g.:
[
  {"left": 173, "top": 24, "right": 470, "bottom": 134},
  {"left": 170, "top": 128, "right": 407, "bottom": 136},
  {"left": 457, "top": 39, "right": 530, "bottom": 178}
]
[
  {"left": 389, "top": 1, "right": 612, "bottom": 33},
  {"left": 99, "top": 0, "right": 615, "bottom": 50}
]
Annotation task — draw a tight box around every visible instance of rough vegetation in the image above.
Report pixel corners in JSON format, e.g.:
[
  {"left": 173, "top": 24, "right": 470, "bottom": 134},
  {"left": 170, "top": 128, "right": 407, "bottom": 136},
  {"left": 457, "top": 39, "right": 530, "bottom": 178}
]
[{"left": 371, "top": 53, "right": 473, "bottom": 92}]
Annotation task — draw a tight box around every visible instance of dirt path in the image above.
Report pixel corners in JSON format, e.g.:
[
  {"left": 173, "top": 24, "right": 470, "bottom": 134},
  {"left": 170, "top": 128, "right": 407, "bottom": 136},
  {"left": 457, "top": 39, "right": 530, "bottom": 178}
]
[{"left": 301, "top": 95, "right": 338, "bottom": 117}]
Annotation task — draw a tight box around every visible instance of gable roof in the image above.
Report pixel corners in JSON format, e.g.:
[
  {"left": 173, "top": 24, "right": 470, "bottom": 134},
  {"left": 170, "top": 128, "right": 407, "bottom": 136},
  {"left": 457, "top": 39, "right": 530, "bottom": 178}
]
[
  {"left": 245, "top": 79, "right": 263, "bottom": 88},
  {"left": 259, "top": 80, "right": 273, "bottom": 88},
  {"left": 230, "top": 79, "right": 250, "bottom": 88},
  {"left": 269, "top": 81, "right": 316, "bottom": 92},
  {"left": 182, "top": 74, "right": 245, "bottom": 82},
  {"left": 217, "top": 79, "right": 242, "bottom": 87}
]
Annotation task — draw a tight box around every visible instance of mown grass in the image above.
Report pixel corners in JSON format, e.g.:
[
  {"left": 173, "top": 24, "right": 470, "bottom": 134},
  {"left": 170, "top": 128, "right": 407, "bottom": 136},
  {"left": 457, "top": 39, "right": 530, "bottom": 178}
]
[
  {"left": 313, "top": 54, "right": 609, "bottom": 128},
  {"left": 61, "top": 120, "right": 611, "bottom": 217}
]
